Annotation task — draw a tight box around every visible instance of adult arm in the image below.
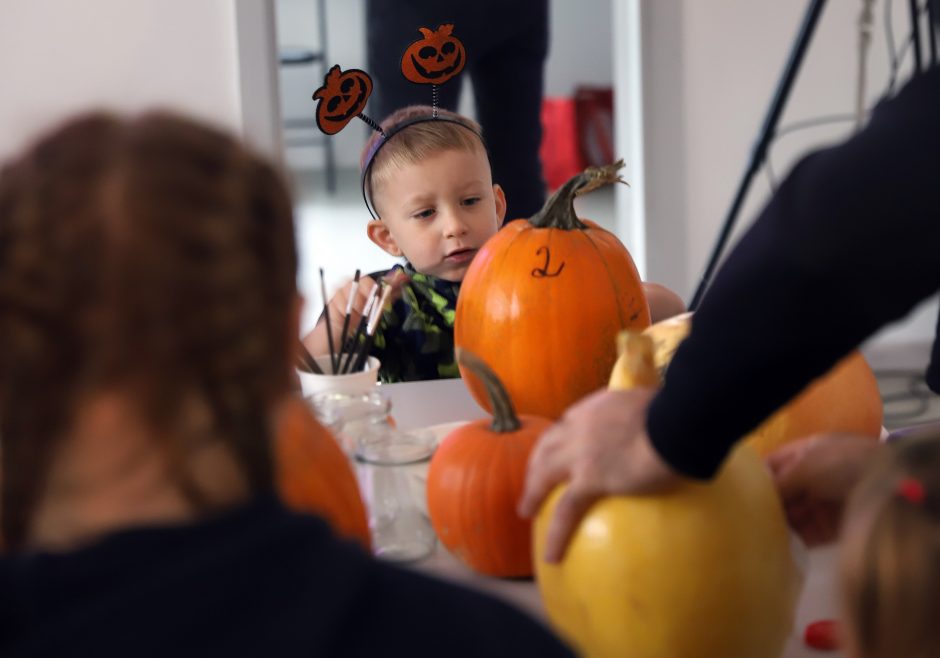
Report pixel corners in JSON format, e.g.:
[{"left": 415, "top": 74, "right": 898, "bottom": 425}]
[{"left": 649, "top": 67, "right": 940, "bottom": 478}]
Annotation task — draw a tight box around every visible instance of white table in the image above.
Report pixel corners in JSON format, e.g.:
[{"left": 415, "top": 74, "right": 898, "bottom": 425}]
[{"left": 379, "top": 379, "right": 843, "bottom": 658}]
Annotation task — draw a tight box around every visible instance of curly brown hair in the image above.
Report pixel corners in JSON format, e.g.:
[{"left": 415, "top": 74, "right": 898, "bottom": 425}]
[{"left": 0, "top": 112, "right": 298, "bottom": 547}]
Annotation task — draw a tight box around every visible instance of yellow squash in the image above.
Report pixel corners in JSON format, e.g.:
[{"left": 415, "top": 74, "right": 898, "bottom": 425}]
[{"left": 534, "top": 331, "right": 800, "bottom": 658}]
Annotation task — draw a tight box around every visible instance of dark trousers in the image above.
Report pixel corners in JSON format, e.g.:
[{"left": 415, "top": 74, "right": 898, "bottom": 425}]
[{"left": 366, "top": 0, "right": 549, "bottom": 221}]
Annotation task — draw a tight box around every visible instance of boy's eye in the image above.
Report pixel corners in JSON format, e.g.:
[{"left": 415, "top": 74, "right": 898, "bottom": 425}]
[
  {"left": 413, "top": 208, "right": 435, "bottom": 219},
  {"left": 462, "top": 197, "right": 482, "bottom": 207}
]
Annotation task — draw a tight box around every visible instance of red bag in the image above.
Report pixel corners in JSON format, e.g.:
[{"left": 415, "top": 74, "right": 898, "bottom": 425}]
[
  {"left": 575, "top": 86, "right": 615, "bottom": 167},
  {"left": 539, "top": 97, "right": 586, "bottom": 192}
]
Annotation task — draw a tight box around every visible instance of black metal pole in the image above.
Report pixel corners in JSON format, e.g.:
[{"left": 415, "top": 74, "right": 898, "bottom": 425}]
[
  {"left": 927, "top": 0, "right": 938, "bottom": 64},
  {"left": 910, "top": 0, "right": 924, "bottom": 72},
  {"left": 689, "top": 0, "right": 828, "bottom": 311}
]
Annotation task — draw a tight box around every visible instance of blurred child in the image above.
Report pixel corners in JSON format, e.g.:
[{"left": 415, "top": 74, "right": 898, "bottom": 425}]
[
  {"left": 0, "top": 111, "right": 574, "bottom": 657},
  {"left": 303, "top": 104, "right": 684, "bottom": 383},
  {"left": 838, "top": 435, "right": 940, "bottom": 658}
]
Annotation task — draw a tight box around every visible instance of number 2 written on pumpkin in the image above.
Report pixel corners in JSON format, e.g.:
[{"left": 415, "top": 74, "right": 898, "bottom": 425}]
[{"left": 531, "top": 246, "right": 565, "bottom": 278}]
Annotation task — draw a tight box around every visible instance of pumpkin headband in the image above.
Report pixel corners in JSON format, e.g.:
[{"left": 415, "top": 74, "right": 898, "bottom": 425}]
[
  {"left": 359, "top": 115, "right": 485, "bottom": 219},
  {"left": 311, "top": 24, "right": 477, "bottom": 218}
]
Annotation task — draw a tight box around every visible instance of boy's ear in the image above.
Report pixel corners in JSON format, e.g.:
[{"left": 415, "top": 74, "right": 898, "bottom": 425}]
[
  {"left": 493, "top": 184, "right": 508, "bottom": 223},
  {"left": 367, "top": 219, "right": 403, "bottom": 257}
]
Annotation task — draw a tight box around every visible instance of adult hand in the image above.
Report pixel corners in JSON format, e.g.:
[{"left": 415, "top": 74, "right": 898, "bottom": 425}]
[
  {"left": 518, "top": 387, "right": 686, "bottom": 563},
  {"left": 766, "top": 433, "right": 883, "bottom": 546}
]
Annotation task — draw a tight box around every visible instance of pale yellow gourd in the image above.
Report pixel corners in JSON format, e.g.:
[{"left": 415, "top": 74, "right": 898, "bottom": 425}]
[{"left": 533, "top": 330, "right": 800, "bottom": 658}]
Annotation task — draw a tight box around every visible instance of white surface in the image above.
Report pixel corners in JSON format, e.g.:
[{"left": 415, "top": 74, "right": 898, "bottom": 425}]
[
  {"left": 0, "top": 0, "right": 243, "bottom": 164},
  {"left": 380, "top": 378, "right": 483, "bottom": 431},
  {"left": 376, "top": 378, "right": 845, "bottom": 657}
]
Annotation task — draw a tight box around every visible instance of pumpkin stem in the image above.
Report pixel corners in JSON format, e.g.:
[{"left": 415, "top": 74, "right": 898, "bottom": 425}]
[
  {"left": 528, "top": 159, "right": 629, "bottom": 230},
  {"left": 456, "top": 348, "right": 521, "bottom": 433}
]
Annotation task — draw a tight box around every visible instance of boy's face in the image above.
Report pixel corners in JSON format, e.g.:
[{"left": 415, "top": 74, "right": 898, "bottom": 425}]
[{"left": 367, "top": 146, "right": 506, "bottom": 282}]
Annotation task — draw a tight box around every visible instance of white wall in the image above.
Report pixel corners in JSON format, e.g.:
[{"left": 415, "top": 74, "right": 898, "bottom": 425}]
[
  {"left": 544, "top": 0, "right": 613, "bottom": 96},
  {"left": 0, "top": 0, "right": 256, "bottom": 164},
  {"left": 631, "top": 0, "right": 937, "bottom": 348}
]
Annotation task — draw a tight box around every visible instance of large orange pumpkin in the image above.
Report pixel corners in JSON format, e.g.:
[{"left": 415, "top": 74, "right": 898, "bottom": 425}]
[
  {"left": 643, "top": 312, "right": 883, "bottom": 455},
  {"left": 426, "top": 349, "right": 552, "bottom": 577},
  {"left": 273, "top": 396, "right": 371, "bottom": 549},
  {"left": 455, "top": 162, "right": 650, "bottom": 419}
]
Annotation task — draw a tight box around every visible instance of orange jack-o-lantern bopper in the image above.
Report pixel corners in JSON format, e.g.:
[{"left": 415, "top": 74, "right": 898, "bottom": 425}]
[
  {"left": 400, "top": 24, "right": 467, "bottom": 117},
  {"left": 309, "top": 26, "right": 473, "bottom": 217},
  {"left": 401, "top": 24, "right": 467, "bottom": 85},
  {"left": 311, "top": 65, "right": 384, "bottom": 137}
]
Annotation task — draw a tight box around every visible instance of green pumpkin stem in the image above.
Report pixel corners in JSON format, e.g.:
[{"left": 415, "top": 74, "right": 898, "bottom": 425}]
[
  {"left": 456, "top": 348, "right": 521, "bottom": 433},
  {"left": 528, "top": 159, "right": 628, "bottom": 230}
]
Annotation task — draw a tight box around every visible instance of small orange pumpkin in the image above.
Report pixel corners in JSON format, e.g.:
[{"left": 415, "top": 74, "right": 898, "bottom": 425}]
[
  {"left": 455, "top": 162, "right": 651, "bottom": 419},
  {"left": 273, "top": 395, "right": 371, "bottom": 549},
  {"left": 312, "top": 65, "right": 373, "bottom": 135},
  {"left": 426, "top": 349, "right": 552, "bottom": 577},
  {"left": 400, "top": 24, "right": 466, "bottom": 85}
]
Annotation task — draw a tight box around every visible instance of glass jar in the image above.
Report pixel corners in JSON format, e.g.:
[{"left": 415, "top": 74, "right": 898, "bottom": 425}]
[
  {"left": 354, "top": 422, "right": 437, "bottom": 562},
  {"left": 308, "top": 390, "right": 391, "bottom": 455},
  {"left": 308, "top": 390, "right": 437, "bottom": 562}
]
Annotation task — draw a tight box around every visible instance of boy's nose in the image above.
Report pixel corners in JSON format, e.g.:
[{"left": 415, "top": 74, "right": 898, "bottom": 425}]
[{"left": 442, "top": 210, "right": 469, "bottom": 238}]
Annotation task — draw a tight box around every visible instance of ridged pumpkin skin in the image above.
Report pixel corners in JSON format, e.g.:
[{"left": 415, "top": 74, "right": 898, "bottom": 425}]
[
  {"left": 427, "top": 414, "right": 552, "bottom": 577},
  {"left": 534, "top": 446, "right": 800, "bottom": 658},
  {"left": 456, "top": 165, "right": 650, "bottom": 420},
  {"left": 273, "top": 396, "right": 371, "bottom": 549},
  {"left": 643, "top": 313, "right": 883, "bottom": 456}
]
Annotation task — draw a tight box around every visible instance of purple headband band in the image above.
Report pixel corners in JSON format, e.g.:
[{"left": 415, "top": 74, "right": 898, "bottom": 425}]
[{"left": 360, "top": 115, "right": 486, "bottom": 219}]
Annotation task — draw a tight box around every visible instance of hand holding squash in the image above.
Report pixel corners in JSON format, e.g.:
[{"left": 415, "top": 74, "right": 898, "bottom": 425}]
[
  {"left": 530, "top": 332, "right": 800, "bottom": 658},
  {"left": 518, "top": 333, "right": 683, "bottom": 563}
]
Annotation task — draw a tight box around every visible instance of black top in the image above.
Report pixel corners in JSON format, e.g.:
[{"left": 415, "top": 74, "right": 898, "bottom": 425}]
[
  {"left": 0, "top": 496, "right": 573, "bottom": 658},
  {"left": 364, "top": 263, "right": 461, "bottom": 383},
  {"left": 647, "top": 65, "right": 940, "bottom": 479}
]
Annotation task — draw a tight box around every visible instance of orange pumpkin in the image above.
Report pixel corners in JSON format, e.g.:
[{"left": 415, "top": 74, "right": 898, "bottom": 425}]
[
  {"left": 312, "top": 65, "right": 373, "bottom": 135},
  {"left": 273, "top": 395, "right": 371, "bottom": 549},
  {"left": 747, "top": 351, "right": 883, "bottom": 454},
  {"left": 455, "top": 162, "right": 651, "bottom": 419},
  {"left": 400, "top": 24, "right": 466, "bottom": 85},
  {"left": 426, "top": 349, "right": 552, "bottom": 577},
  {"left": 643, "top": 312, "right": 883, "bottom": 456}
]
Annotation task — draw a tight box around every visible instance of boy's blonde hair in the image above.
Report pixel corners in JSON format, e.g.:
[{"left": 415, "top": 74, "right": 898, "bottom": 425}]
[
  {"left": 361, "top": 105, "right": 486, "bottom": 217},
  {"left": 840, "top": 436, "right": 940, "bottom": 658}
]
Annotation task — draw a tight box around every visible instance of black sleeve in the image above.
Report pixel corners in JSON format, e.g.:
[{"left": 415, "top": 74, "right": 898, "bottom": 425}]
[{"left": 647, "top": 67, "right": 940, "bottom": 479}]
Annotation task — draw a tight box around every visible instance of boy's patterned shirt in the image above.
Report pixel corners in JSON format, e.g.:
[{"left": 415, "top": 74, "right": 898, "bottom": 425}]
[{"left": 363, "top": 263, "right": 461, "bottom": 383}]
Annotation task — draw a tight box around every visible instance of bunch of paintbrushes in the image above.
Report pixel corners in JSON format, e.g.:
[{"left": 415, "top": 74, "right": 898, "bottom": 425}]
[{"left": 297, "top": 268, "right": 394, "bottom": 375}]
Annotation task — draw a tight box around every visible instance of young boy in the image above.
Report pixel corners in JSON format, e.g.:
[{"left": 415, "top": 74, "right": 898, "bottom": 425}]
[
  {"left": 303, "top": 105, "right": 684, "bottom": 383},
  {"left": 303, "top": 105, "right": 504, "bottom": 383}
]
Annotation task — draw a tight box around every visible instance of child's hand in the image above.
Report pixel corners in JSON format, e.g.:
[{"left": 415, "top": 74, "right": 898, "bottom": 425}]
[
  {"left": 766, "top": 433, "right": 883, "bottom": 546},
  {"left": 302, "top": 269, "right": 412, "bottom": 361}
]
